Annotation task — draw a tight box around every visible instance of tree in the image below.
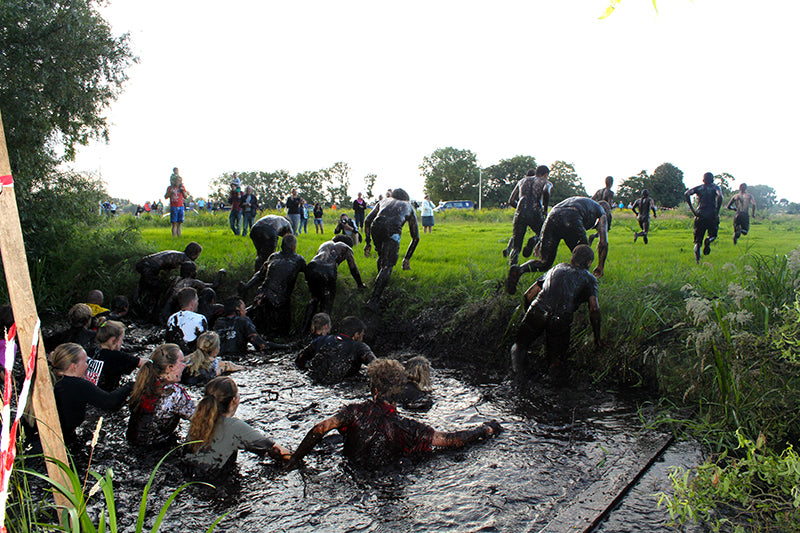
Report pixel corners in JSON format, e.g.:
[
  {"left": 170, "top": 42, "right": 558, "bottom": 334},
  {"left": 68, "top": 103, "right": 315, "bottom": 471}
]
[
  {"left": 209, "top": 170, "right": 292, "bottom": 207},
  {"left": 420, "top": 147, "right": 480, "bottom": 202},
  {"left": 617, "top": 170, "right": 650, "bottom": 206},
  {"left": 649, "top": 162, "right": 685, "bottom": 208},
  {"left": 362, "top": 173, "right": 377, "bottom": 200},
  {"left": 321, "top": 161, "right": 351, "bottom": 207},
  {"left": 481, "top": 155, "right": 538, "bottom": 207},
  {"left": 715, "top": 172, "right": 737, "bottom": 199},
  {"left": 748, "top": 184, "right": 777, "bottom": 210},
  {"left": 548, "top": 161, "right": 587, "bottom": 204}
]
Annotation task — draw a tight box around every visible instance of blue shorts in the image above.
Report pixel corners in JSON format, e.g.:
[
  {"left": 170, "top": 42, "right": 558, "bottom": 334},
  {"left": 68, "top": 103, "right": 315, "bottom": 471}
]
[
  {"left": 314, "top": 218, "right": 323, "bottom": 226},
  {"left": 170, "top": 206, "right": 185, "bottom": 223}
]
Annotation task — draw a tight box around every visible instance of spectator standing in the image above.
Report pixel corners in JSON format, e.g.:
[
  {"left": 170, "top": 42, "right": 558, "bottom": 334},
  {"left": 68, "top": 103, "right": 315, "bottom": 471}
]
[
  {"left": 352, "top": 192, "right": 367, "bottom": 230},
  {"left": 313, "top": 202, "right": 324, "bottom": 234},
  {"left": 165, "top": 167, "right": 189, "bottom": 237},
  {"left": 420, "top": 194, "right": 436, "bottom": 234},
  {"left": 240, "top": 186, "right": 259, "bottom": 237},
  {"left": 228, "top": 174, "right": 242, "bottom": 236},
  {"left": 285, "top": 188, "right": 302, "bottom": 234},
  {"left": 299, "top": 199, "right": 309, "bottom": 234}
]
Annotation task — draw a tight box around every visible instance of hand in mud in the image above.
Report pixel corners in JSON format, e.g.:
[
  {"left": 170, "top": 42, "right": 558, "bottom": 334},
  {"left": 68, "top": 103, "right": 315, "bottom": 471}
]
[
  {"left": 592, "top": 266, "right": 604, "bottom": 278},
  {"left": 402, "top": 258, "right": 411, "bottom": 271},
  {"left": 364, "top": 244, "right": 371, "bottom": 257},
  {"left": 484, "top": 420, "right": 503, "bottom": 436}
]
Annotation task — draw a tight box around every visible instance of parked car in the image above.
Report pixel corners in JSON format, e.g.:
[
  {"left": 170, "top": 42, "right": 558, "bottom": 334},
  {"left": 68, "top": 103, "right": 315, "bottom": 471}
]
[{"left": 434, "top": 200, "right": 474, "bottom": 212}]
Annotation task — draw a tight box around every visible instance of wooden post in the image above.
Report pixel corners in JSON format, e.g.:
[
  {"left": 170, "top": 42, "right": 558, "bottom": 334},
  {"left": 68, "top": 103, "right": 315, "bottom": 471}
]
[{"left": 0, "top": 110, "right": 70, "bottom": 509}]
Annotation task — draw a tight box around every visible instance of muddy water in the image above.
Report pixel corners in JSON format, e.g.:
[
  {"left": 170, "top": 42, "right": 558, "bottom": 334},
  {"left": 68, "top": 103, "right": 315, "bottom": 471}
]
[{"left": 58, "top": 328, "right": 705, "bottom": 532}]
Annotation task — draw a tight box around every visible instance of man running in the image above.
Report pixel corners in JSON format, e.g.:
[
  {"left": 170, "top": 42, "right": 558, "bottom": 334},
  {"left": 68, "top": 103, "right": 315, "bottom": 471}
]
[
  {"left": 631, "top": 189, "right": 657, "bottom": 244},
  {"left": 685, "top": 172, "right": 723, "bottom": 263},
  {"left": 249, "top": 215, "right": 293, "bottom": 272},
  {"left": 506, "top": 197, "right": 610, "bottom": 294},
  {"left": 505, "top": 166, "right": 552, "bottom": 265},
  {"left": 363, "top": 188, "right": 420, "bottom": 309},
  {"left": 304, "top": 235, "right": 366, "bottom": 326},
  {"left": 726, "top": 183, "right": 757, "bottom": 245}
]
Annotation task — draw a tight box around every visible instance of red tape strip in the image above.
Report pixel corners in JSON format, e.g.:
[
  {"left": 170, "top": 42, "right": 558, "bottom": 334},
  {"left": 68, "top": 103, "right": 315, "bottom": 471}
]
[{"left": 0, "top": 174, "right": 12, "bottom": 186}]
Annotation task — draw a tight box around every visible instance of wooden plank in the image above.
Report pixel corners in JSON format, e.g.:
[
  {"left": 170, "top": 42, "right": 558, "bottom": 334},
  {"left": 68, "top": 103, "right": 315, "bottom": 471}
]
[
  {"left": 0, "top": 110, "right": 71, "bottom": 510},
  {"left": 535, "top": 433, "right": 674, "bottom": 533}
]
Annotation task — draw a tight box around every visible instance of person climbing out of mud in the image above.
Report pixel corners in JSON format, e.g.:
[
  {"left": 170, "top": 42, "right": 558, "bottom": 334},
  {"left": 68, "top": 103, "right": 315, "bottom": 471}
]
[
  {"left": 249, "top": 215, "right": 293, "bottom": 273},
  {"left": 631, "top": 189, "right": 657, "bottom": 244},
  {"left": 685, "top": 172, "right": 723, "bottom": 263},
  {"left": 510, "top": 244, "right": 602, "bottom": 383},
  {"left": 726, "top": 182, "right": 757, "bottom": 245},
  {"left": 363, "top": 188, "right": 420, "bottom": 310},
  {"left": 240, "top": 234, "right": 306, "bottom": 339},
  {"left": 160, "top": 260, "right": 225, "bottom": 322},
  {"left": 588, "top": 175, "right": 615, "bottom": 245},
  {"left": 295, "top": 316, "right": 376, "bottom": 384},
  {"left": 303, "top": 235, "right": 366, "bottom": 330},
  {"left": 134, "top": 242, "right": 203, "bottom": 320},
  {"left": 286, "top": 358, "right": 502, "bottom": 469},
  {"left": 503, "top": 166, "right": 552, "bottom": 265},
  {"left": 505, "top": 197, "right": 610, "bottom": 294}
]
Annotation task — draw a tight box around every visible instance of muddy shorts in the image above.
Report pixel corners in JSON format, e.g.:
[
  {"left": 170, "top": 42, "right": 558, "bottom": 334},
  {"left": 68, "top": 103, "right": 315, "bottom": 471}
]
[{"left": 693, "top": 215, "right": 719, "bottom": 244}]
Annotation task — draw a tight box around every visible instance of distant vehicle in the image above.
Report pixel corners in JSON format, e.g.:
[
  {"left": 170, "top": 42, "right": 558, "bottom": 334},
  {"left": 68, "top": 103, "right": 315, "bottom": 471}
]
[{"left": 434, "top": 200, "right": 474, "bottom": 212}]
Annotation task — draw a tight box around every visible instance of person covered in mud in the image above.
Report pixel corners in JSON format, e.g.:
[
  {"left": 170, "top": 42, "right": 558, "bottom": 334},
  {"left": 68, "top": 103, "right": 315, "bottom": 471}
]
[
  {"left": 108, "top": 295, "right": 130, "bottom": 322},
  {"left": 334, "top": 213, "right": 361, "bottom": 245},
  {"left": 249, "top": 214, "right": 293, "bottom": 272},
  {"left": 160, "top": 261, "right": 225, "bottom": 322},
  {"left": 588, "top": 176, "right": 615, "bottom": 244},
  {"left": 310, "top": 312, "right": 332, "bottom": 338},
  {"left": 304, "top": 235, "right": 366, "bottom": 326},
  {"left": 197, "top": 288, "right": 224, "bottom": 329},
  {"left": 182, "top": 331, "right": 244, "bottom": 386},
  {"left": 389, "top": 356, "right": 434, "bottom": 411},
  {"left": 241, "top": 234, "right": 306, "bottom": 338},
  {"left": 631, "top": 189, "right": 657, "bottom": 244},
  {"left": 127, "top": 344, "right": 195, "bottom": 448},
  {"left": 94, "top": 320, "right": 145, "bottom": 391},
  {"left": 286, "top": 358, "right": 502, "bottom": 469},
  {"left": 726, "top": 183, "right": 757, "bottom": 245},
  {"left": 134, "top": 242, "right": 203, "bottom": 317},
  {"left": 185, "top": 376, "right": 291, "bottom": 479},
  {"left": 214, "top": 297, "right": 277, "bottom": 358},
  {"left": 295, "top": 316, "right": 376, "bottom": 384},
  {"left": 504, "top": 166, "right": 553, "bottom": 265},
  {"left": 685, "top": 172, "right": 723, "bottom": 263},
  {"left": 50, "top": 343, "right": 133, "bottom": 447},
  {"left": 510, "top": 245, "right": 602, "bottom": 382},
  {"left": 505, "top": 197, "right": 610, "bottom": 294},
  {"left": 166, "top": 287, "right": 208, "bottom": 353},
  {"left": 363, "top": 188, "right": 420, "bottom": 310}
]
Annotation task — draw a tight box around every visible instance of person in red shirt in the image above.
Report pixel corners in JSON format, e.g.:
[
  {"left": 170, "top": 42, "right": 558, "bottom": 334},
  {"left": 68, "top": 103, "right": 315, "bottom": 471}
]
[{"left": 166, "top": 168, "right": 189, "bottom": 237}]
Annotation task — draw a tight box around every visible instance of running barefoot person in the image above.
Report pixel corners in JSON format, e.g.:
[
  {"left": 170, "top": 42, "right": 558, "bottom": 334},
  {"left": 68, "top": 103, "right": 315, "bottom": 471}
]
[
  {"left": 303, "top": 235, "right": 366, "bottom": 328},
  {"left": 505, "top": 166, "right": 553, "bottom": 264},
  {"left": 249, "top": 215, "right": 293, "bottom": 272},
  {"left": 286, "top": 358, "right": 501, "bottom": 469},
  {"left": 363, "top": 188, "right": 420, "bottom": 309},
  {"left": 727, "top": 183, "right": 757, "bottom": 244},
  {"left": 685, "top": 172, "right": 723, "bottom": 263},
  {"left": 589, "top": 175, "right": 615, "bottom": 244},
  {"left": 631, "top": 189, "right": 657, "bottom": 244},
  {"left": 510, "top": 245, "right": 602, "bottom": 382},
  {"left": 166, "top": 168, "right": 189, "bottom": 238},
  {"left": 506, "top": 197, "right": 610, "bottom": 294}
]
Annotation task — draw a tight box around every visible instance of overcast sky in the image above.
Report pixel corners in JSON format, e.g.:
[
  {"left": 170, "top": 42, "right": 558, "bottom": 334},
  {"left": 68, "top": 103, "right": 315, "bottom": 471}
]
[{"left": 69, "top": 0, "right": 800, "bottom": 204}]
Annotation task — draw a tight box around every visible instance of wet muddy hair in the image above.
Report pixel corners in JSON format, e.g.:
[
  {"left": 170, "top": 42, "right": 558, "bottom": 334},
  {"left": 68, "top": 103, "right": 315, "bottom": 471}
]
[
  {"left": 405, "top": 356, "right": 432, "bottom": 392},
  {"left": 390, "top": 188, "right": 410, "bottom": 202},
  {"left": 535, "top": 165, "right": 550, "bottom": 178},
  {"left": 188, "top": 376, "right": 238, "bottom": 452},
  {"left": 571, "top": 245, "right": 595, "bottom": 269},
  {"left": 180, "top": 261, "right": 197, "bottom": 278},
  {"left": 129, "top": 344, "right": 182, "bottom": 411},
  {"left": 67, "top": 303, "right": 92, "bottom": 328},
  {"left": 48, "top": 343, "right": 85, "bottom": 384},
  {"left": 367, "top": 359, "right": 407, "bottom": 401},
  {"left": 311, "top": 313, "right": 331, "bottom": 334},
  {"left": 281, "top": 234, "right": 297, "bottom": 253},
  {"left": 96, "top": 320, "right": 125, "bottom": 344},
  {"left": 332, "top": 235, "right": 354, "bottom": 247},
  {"left": 176, "top": 287, "right": 198, "bottom": 309},
  {"left": 184, "top": 242, "right": 202, "bottom": 259},
  {"left": 186, "top": 331, "right": 220, "bottom": 376},
  {"left": 223, "top": 297, "right": 243, "bottom": 316},
  {"left": 703, "top": 172, "right": 714, "bottom": 184},
  {"left": 339, "top": 316, "right": 366, "bottom": 338}
]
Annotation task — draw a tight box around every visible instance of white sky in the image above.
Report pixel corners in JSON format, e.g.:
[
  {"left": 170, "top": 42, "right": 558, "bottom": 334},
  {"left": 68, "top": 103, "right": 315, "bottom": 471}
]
[{"left": 69, "top": 0, "right": 800, "bottom": 204}]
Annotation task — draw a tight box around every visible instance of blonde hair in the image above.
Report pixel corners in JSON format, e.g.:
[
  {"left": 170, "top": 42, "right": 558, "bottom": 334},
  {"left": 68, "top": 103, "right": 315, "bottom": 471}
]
[
  {"left": 405, "top": 356, "right": 432, "bottom": 392},
  {"left": 188, "top": 376, "right": 238, "bottom": 452},
  {"left": 129, "top": 344, "right": 182, "bottom": 411},
  {"left": 68, "top": 303, "right": 92, "bottom": 328},
  {"left": 96, "top": 320, "right": 125, "bottom": 344},
  {"left": 366, "top": 359, "right": 407, "bottom": 401},
  {"left": 48, "top": 343, "right": 85, "bottom": 384},
  {"left": 186, "top": 331, "right": 220, "bottom": 376}
]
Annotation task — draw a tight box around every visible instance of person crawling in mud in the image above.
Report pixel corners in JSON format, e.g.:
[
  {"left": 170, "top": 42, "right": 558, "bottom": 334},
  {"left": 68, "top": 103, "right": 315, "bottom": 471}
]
[
  {"left": 363, "top": 187, "right": 420, "bottom": 310},
  {"left": 185, "top": 376, "right": 291, "bottom": 479},
  {"left": 249, "top": 214, "right": 293, "bottom": 272},
  {"left": 510, "top": 245, "right": 602, "bottom": 382},
  {"left": 504, "top": 166, "right": 552, "bottom": 266},
  {"left": 295, "top": 316, "right": 376, "bottom": 384},
  {"left": 240, "top": 234, "right": 306, "bottom": 338},
  {"left": 134, "top": 242, "right": 203, "bottom": 318},
  {"left": 160, "top": 261, "right": 225, "bottom": 322},
  {"left": 631, "top": 189, "right": 657, "bottom": 244},
  {"left": 286, "top": 358, "right": 502, "bottom": 469},
  {"left": 303, "top": 235, "right": 366, "bottom": 328},
  {"left": 214, "top": 297, "right": 279, "bottom": 358},
  {"left": 506, "top": 196, "right": 609, "bottom": 294},
  {"left": 726, "top": 182, "right": 757, "bottom": 245}
]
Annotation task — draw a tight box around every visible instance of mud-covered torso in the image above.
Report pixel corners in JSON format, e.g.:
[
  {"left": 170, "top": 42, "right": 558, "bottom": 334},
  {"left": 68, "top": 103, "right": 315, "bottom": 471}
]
[
  {"left": 592, "top": 187, "right": 614, "bottom": 205},
  {"left": 252, "top": 215, "right": 292, "bottom": 237},
  {"left": 258, "top": 252, "right": 306, "bottom": 307},
  {"left": 516, "top": 177, "right": 550, "bottom": 211},
  {"left": 371, "top": 199, "right": 414, "bottom": 238},
  {"left": 307, "top": 334, "right": 376, "bottom": 384},
  {"left": 688, "top": 183, "right": 721, "bottom": 218},
  {"left": 532, "top": 263, "right": 598, "bottom": 318},
  {"left": 141, "top": 250, "right": 189, "bottom": 271},
  {"left": 550, "top": 197, "right": 605, "bottom": 231},
  {"left": 633, "top": 197, "right": 655, "bottom": 220},
  {"left": 310, "top": 241, "right": 351, "bottom": 268}
]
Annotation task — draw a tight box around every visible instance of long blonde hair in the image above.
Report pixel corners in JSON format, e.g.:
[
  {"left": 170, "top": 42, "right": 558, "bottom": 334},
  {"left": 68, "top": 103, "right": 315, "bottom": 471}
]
[
  {"left": 48, "top": 343, "right": 85, "bottom": 384},
  {"left": 186, "top": 331, "right": 220, "bottom": 376},
  {"left": 405, "top": 356, "right": 432, "bottom": 392},
  {"left": 96, "top": 320, "right": 125, "bottom": 344},
  {"left": 129, "top": 344, "right": 182, "bottom": 411},
  {"left": 188, "top": 376, "right": 238, "bottom": 452}
]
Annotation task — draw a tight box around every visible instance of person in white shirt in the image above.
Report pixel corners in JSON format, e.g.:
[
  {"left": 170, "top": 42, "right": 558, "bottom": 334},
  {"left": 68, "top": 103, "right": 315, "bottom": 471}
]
[{"left": 167, "top": 287, "right": 208, "bottom": 352}]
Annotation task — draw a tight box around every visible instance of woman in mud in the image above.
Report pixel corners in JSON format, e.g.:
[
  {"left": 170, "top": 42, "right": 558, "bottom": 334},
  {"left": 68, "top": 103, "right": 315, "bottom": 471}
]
[
  {"left": 94, "top": 320, "right": 145, "bottom": 391},
  {"left": 127, "top": 344, "right": 195, "bottom": 447},
  {"left": 393, "top": 356, "right": 434, "bottom": 411},
  {"left": 182, "top": 331, "right": 244, "bottom": 386},
  {"left": 185, "top": 376, "right": 291, "bottom": 478},
  {"left": 287, "top": 359, "right": 501, "bottom": 469},
  {"left": 50, "top": 343, "right": 133, "bottom": 446}
]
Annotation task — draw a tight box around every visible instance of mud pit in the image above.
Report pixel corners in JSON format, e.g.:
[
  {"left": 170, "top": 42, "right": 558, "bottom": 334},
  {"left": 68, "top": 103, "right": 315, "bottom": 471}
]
[{"left": 40, "top": 325, "right": 703, "bottom": 532}]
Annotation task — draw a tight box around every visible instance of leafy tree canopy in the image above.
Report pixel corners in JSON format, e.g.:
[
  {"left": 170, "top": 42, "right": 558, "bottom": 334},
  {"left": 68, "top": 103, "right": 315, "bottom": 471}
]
[
  {"left": 362, "top": 173, "right": 377, "bottom": 200},
  {"left": 420, "top": 147, "right": 479, "bottom": 203},
  {"left": 650, "top": 162, "right": 685, "bottom": 208},
  {"left": 748, "top": 184, "right": 777, "bottom": 209},
  {"left": 481, "top": 155, "right": 537, "bottom": 207},
  {"left": 548, "top": 160, "right": 587, "bottom": 204},
  {"left": 617, "top": 170, "right": 651, "bottom": 206}
]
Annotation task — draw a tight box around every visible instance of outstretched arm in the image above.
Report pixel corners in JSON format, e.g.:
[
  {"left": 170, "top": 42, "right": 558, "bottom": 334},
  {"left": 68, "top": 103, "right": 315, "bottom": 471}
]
[
  {"left": 431, "top": 420, "right": 502, "bottom": 448},
  {"left": 285, "top": 415, "right": 342, "bottom": 469},
  {"left": 402, "top": 213, "right": 420, "bottom": 270},
  {"left": 344, "top": 249, "right": 366, "bottom": 288}
]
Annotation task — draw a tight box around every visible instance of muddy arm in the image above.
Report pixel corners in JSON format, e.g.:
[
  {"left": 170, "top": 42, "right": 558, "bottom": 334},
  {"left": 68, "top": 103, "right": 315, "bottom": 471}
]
[
  {"left": 593, "top": 216, "right": 609, "bottom": 278},
  {"left": 684, "top": 190, "right": 697, "bottom": 217},
  {"left": 402, "top": 214, "right": 420, "bottom": 270},
  {"left": 431, "top": 420, "right": 502, "bottom": 449},
  {"left": 286, "top": 416, "right": 341, "bottom": 469},
  {"left": 344, "top": 249, "right": 366, "bottom": 288},
  {"left": 508, "top": 182, "right": 520, "bottom": 208},
  {"left": 589, "top": 295, "right": 602, "bottom": 348},
  {"left": 363, "top": 205, "right": 379, "bottom": 256}
]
